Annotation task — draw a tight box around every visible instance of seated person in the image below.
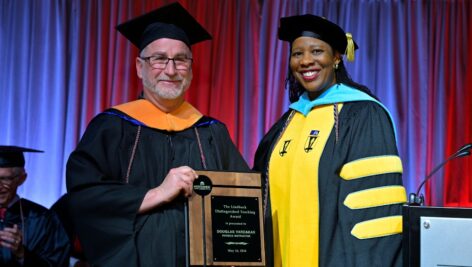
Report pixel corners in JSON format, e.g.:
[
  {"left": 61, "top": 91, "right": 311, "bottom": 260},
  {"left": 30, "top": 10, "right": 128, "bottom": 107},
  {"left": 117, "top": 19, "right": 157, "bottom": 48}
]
[{"left": 0, "top": 146, "right": 70, "bottom": 267}]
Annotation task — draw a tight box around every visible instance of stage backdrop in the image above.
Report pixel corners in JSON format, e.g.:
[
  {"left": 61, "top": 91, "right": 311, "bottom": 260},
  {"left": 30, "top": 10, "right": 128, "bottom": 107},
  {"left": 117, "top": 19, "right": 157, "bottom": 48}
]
[{"left": 1, "top": 0, "right": 471, "bottom": 208}]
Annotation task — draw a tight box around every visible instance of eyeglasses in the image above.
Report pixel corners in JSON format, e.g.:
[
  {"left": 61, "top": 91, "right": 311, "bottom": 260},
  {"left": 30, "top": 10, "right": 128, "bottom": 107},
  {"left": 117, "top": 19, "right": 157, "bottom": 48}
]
[
  {"left": 140, "top": 55, "right": 193, "bottom": 70},
  {"left": 0, "top": 173, "right": 21, "bottom": 184}
]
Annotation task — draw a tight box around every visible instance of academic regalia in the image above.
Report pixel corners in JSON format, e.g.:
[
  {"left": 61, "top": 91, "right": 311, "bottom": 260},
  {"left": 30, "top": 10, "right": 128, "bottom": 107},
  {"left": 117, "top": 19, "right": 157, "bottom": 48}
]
[
  {"left": 0, "top": 198, "right": 70, "bottom": 267},
  {"left": 50, "top": 194, "right": 86, "bottom": 262},
  {"left": 0, "top": 146, "right": 42, "bottom": 168},
  {"left": 253, "top": 84, "right": 406, "bottom": 267},
  {"left": 65, "top": 3, "right": 249, "bottom": 266},
  {"left": 66, "top": 99, "right": 249, "bottom": 266}
]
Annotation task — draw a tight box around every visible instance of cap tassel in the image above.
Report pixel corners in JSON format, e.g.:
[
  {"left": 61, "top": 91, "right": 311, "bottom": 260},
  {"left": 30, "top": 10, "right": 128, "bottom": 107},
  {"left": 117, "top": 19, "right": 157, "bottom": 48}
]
[{"left": 345, "top": 33, "right": 355, "bottom": 62}]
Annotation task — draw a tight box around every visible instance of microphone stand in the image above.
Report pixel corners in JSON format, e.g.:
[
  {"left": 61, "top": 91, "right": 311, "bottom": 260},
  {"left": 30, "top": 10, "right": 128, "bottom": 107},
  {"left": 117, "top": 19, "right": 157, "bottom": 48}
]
[{"left": 409, "top": 143, "right": 471, "bottom": 206}]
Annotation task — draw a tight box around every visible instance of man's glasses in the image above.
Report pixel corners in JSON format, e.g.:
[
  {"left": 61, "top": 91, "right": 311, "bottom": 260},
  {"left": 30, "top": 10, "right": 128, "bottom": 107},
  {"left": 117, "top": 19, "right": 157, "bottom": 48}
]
[
  {"left": 140, "top": 55, "right": 193, "bottom": 70},
  {"left": 0, "top": 173, "right": 22, "bottom": 184}
]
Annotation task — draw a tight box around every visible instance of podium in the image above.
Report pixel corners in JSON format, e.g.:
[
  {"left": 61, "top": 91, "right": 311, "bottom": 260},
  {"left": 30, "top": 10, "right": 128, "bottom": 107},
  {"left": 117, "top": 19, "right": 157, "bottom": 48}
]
[{"left": 402, "top": 205, "right": 472, "bottom": 266}]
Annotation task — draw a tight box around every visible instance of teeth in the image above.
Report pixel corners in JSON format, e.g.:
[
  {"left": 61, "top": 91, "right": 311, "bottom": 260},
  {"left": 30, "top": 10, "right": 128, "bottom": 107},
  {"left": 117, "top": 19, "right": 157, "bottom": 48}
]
[{"left": 302, "top": 71, "right": 316, "bottom": 77}]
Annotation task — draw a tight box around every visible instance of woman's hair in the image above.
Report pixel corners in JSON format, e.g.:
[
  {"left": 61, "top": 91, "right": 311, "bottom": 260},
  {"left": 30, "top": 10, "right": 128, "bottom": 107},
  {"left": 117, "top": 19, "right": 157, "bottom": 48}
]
[{"left": 285, "top": 54, "right": 377, "bottom": 103}]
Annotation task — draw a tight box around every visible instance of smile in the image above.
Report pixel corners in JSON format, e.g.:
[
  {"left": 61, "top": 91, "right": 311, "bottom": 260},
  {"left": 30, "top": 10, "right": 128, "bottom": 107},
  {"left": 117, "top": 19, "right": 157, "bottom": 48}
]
[
  {"left": 158, "top": 80, "right": 182, "bottom": 87},
  {"left": 302, "top": 71, "right": 317, "bottom": 77},
  {"left": 301, "top": 70, "right": 318, "bottom": 80}
]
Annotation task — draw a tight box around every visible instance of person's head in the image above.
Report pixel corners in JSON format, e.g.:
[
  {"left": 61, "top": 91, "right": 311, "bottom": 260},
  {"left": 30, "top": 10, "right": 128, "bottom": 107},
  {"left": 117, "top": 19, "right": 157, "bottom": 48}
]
[
  {"left": 0, "top": 167, "right": 26, "bottom": 208},
  {"left": 116, "top": 3, "right": 211, "bottom": 107},
  {"left": 0, "top": 146, "right": 42, "bottom": 207},
  {"left": 278, "top": 14, "right": 370, "bottom": 102},
  {"left": 137, "top": 37, "right": 193, "bottom": 101}
]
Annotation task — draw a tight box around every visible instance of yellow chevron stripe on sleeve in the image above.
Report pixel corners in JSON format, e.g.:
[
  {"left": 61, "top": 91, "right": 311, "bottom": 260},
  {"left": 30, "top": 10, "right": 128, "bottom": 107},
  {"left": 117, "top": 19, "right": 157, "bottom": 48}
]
[
  {"left": 351, "top": 215, "right": 403, "bottom": 239},
  {"left": 344, "top": 186, "right": 407, "bottom": 209},
  {"left": 340, "top": 155, "right": 403, "bottom": 180}
]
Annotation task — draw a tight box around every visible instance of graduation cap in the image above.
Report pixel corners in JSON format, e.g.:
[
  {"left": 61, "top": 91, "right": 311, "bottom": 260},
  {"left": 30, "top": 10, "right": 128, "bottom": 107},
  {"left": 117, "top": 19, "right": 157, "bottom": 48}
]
[
  {"left": 116, "top": 2, "right": 212, "bottom": 51},
  {"left": 0, "top": 146, "right": 43, "bottom": 168},
  {"left": 278, "top": 14, "right": 358, "bottom": 61}
]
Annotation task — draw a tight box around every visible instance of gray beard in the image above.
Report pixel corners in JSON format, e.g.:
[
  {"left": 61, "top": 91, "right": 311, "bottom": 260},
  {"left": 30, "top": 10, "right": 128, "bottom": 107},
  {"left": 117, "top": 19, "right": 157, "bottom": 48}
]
[{"left": 142, "top": 78, "right": 185, "bottom": 100}]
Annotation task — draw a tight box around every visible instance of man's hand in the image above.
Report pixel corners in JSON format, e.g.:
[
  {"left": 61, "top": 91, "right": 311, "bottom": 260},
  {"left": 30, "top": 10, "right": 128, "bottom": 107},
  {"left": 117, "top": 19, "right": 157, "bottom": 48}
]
[
  {"left": 156, "top": 166, "right": 198, "bottom": 199},
  {"left": 0, "top": 224, "right": 25, "bottom": 259},
  {"left": 139, "top": 166, "right": 198, "bottom": 213}
]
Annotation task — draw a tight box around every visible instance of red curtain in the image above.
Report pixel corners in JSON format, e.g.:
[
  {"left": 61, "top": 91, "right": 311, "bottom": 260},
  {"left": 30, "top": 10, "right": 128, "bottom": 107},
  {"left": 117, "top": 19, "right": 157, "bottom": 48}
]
[{"left": 441, "top": 1, "right": 472, "bottom": 206}]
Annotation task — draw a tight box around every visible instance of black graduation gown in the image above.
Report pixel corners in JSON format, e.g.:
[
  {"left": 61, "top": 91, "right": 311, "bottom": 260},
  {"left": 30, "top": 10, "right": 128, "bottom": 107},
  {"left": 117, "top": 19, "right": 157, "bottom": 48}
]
[
  {"left": 66, "top": 110, "right": 249, "bottom": 267},
  {"left": 254, "top": 101, "right": 404, "bottom": 267},
  {"left": 0, "top": 199, "right": 71, "bottom": 267}
]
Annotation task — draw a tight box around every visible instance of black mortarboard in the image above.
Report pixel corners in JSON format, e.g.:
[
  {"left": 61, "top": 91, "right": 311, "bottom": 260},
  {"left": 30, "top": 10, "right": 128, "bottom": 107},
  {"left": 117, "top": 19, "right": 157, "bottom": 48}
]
[
  {"left": 278, "top": 14, "right": 358, "bottom": 61},
  {"left": 0, "top": 146, "right": 43, "bottom": 168},
  {"left": 116, "top": 2, "right": 212, "bottom": 51}
]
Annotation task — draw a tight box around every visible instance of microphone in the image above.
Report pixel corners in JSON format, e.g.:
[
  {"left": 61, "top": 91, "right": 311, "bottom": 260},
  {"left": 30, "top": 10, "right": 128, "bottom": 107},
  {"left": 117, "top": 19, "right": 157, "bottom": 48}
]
[{"left": 409, "top": 143, "right": 472, "bottom": 206}]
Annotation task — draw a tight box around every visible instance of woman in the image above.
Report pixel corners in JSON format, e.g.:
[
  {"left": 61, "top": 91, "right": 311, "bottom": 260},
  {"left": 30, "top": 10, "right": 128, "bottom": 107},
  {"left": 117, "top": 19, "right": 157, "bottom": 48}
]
[{"left": 254, "top": 14, "right": 406, "bottom": 267}]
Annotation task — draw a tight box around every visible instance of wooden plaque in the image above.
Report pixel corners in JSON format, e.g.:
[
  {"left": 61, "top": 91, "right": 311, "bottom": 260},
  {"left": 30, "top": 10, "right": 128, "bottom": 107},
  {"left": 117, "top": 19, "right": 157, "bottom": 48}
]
[{"left": 188, "top": 170, "right": 265, "bottom": 266}]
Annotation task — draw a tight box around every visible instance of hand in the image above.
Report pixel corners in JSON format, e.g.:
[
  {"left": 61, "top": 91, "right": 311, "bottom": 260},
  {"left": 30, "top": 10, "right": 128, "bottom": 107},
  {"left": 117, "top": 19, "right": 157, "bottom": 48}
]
[
  {"left": 139, "top": 166, "right": 198, "bottom": 213},
  {"left": 157, "top": 166, "right": 198, "bottom": 201},
  {"left": 0, "top": 224, "right": 24, "bottom": 258}
]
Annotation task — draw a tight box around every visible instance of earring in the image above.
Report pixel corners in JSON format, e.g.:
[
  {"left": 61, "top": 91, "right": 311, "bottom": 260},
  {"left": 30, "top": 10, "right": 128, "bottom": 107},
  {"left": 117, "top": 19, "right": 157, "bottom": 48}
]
[{"left": 334, "top": 63, "right": 339, "bottom": 70}]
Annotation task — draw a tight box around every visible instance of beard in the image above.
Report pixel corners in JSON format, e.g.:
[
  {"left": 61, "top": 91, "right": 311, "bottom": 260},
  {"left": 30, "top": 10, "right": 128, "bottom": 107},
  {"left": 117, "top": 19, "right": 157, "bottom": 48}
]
[{"left": 142, "top": 74, "right": 191, "bottom": 100}]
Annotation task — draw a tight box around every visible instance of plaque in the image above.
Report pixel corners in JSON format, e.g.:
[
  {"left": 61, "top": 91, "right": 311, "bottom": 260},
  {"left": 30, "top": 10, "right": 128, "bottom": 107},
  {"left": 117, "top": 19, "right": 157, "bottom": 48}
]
[{"left": 187, "top": 171, "right": 265, "bottom": 266}]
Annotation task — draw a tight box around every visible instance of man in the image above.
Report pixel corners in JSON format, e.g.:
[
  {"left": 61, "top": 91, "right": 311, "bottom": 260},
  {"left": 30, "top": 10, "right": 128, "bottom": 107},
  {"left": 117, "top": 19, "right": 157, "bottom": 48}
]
[
  {"left": 65, "top": 2, "right": 249, "bottom": 266},
  {"left": 0, "top": 146, "right": 70, "bottom": 266}
]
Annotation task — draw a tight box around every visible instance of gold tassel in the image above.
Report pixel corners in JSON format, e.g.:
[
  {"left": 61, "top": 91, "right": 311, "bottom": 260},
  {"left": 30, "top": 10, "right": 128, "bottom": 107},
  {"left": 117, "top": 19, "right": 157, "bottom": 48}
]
[{"left": 345, "top": 33, "right": 355, "bottom": 62}]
